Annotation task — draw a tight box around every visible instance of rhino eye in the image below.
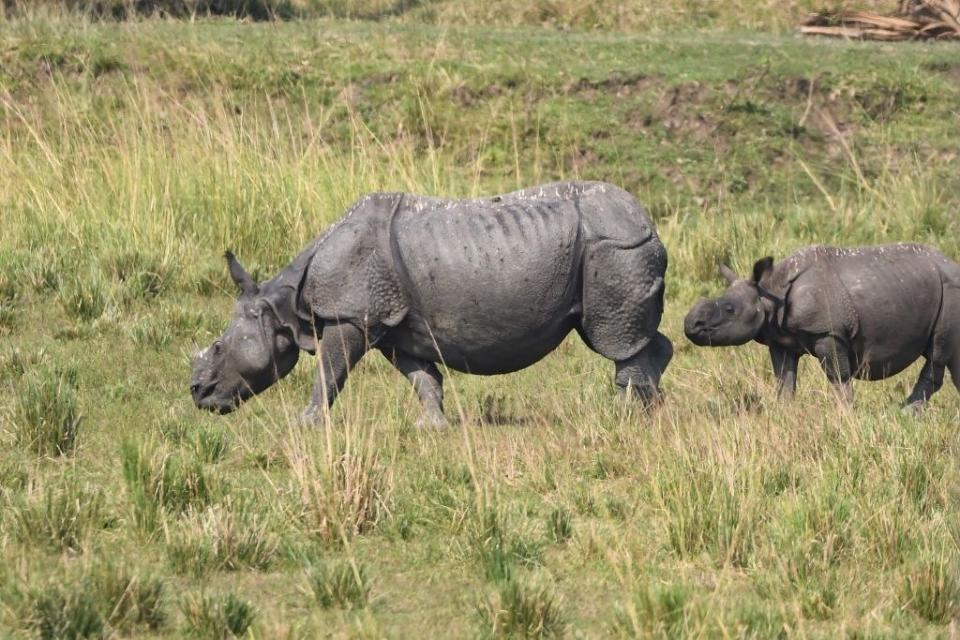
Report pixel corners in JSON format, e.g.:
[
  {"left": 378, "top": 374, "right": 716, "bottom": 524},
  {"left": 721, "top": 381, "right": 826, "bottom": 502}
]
[
  {"left": 723, "top": 303, "right": 736, "bottom": 315},
  {"left": 213, "top": 341, "right": 223, "bottom": 355}
]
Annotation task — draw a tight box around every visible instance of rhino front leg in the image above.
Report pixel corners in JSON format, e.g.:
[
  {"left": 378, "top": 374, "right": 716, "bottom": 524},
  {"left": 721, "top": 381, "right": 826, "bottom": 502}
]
[
  {"left": 902, "top": 360, "right": 945, "bottom": 414},
  {"left": 381, "top": 349, "right": 448, "bottom": 427},
  {"left": 615, "top": 332, "right": 673, "bottom": 408},
  {"left": 814, "top": 337, "right": 854, "bottom": 405},
  {"left": 301, "top": 322, "right": 368, "bottom": 425},
  {"left": 770, "top": 347, "right": 799, "bottom": 401}
]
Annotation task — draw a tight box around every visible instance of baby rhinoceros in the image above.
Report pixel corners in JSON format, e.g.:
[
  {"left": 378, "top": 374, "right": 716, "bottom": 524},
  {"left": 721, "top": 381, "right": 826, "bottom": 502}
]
[
  {"left": 684, "top": 243, "right": 960, "bottom": 410},
  {"left": 191, "top": 181, "right": 673, "bottom": 426}
]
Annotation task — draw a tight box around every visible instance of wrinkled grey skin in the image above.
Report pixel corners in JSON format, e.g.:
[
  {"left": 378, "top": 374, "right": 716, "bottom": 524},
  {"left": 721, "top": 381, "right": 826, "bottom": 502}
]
[
  {"left": 684, "top": 243, "right": 960, "bottom": 410},
  {"left": 191, "top": 181, "right": 673, "bottom": 425}
]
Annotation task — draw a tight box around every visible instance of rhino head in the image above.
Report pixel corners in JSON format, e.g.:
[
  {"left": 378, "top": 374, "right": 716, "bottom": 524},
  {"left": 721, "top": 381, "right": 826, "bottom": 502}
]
[
  {"left": 190, "top": 252, "right": 305, "bottom": 414},
  {"left": 683, "top": 257, "right": 775, "bottom": 347}
]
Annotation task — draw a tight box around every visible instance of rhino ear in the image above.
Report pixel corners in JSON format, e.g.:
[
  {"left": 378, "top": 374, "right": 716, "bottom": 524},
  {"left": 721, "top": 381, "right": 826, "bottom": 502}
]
[
  {"left": 751, "top": 257, "right": 774, "bottom": 284},
  {"left": 719, "top": 264, "right": 739, "bottom": 285},
  {"left": 225, "top": 251, "right": 259, "bottom": 296}
]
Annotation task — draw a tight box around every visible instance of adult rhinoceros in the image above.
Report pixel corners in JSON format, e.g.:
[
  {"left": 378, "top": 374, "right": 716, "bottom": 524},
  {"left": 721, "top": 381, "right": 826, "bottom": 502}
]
[
  {"left": 683, "top": 243, "right": 960, "bottom": 411},
  {"left": 191, "top": 181, "right": 672, "bottom": 425}
]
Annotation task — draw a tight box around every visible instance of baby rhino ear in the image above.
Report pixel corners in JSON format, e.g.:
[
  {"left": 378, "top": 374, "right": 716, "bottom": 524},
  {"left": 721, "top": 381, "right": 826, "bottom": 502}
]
[{"left": 751, "top": 257, "right": 774, "bottom": 284}]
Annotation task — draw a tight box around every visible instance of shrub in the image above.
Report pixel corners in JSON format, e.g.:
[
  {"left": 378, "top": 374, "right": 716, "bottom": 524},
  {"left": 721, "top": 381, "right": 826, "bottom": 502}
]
[
  {"left": 13, "top": 366, "right": 82, "bottom": 457},
  {"left": 308, "top": 559, "right": 371, "bottom": 609}
]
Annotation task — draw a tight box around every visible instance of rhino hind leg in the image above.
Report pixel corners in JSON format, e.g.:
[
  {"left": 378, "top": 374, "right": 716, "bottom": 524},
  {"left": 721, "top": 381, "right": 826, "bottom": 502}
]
[
  {"left": 382, "top": 349, "right": 448, "bottom": 427},
  {"left": 903, "top": 360, "right": 946, "bottom": 413}
]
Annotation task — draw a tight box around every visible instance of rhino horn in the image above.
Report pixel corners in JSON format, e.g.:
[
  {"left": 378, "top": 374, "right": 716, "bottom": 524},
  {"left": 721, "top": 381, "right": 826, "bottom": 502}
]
[
  {"left": 225, "top": 250, "right": 259, "bottom": 296},
  {"left": 719, "top": 263, "right": 739, "bottom": 285}
]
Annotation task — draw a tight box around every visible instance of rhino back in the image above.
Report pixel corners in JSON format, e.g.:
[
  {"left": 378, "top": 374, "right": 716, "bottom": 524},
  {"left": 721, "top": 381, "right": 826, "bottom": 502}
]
[
  {"left": 783, "top": 244, "right": 945, "bottom": 378},
  {"left": 392, "top": 195, "right": 582, "bottom": 345}
]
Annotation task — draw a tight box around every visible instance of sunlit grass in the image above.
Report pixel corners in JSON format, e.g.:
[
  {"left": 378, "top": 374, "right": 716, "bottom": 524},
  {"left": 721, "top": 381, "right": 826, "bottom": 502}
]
[{"left": 0, "top": 11, "right": 958, "bottom": 637}]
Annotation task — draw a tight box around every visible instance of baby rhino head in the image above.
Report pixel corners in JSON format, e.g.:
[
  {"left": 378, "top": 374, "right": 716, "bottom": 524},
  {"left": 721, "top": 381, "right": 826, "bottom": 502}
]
[{"left": 684, "top": 258, "right": 774, "bottom": 347}]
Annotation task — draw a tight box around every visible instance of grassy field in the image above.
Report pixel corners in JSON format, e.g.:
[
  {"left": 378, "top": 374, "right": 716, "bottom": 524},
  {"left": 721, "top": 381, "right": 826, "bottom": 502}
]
[{"left": 1, "top": 7, "right": 960, "bottom": 638}]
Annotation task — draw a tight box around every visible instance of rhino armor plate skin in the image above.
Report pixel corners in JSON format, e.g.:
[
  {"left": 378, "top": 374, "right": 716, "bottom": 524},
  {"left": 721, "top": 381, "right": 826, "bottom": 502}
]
[
  {"left": 191, "top": 181, "right": 672, "bottom": 425},
  {"left": 683, "top": 243, "right": 960, "bottom": 410}
]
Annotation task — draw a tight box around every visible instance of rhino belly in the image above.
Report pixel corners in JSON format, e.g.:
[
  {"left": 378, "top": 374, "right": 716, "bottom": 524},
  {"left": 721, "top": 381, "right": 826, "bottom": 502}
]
[
  {"left": 843, "top": 256, "right": 941, "bottom": 380},
  {"left": 391, "top": 199, "right": 582, "bottom": 374}
]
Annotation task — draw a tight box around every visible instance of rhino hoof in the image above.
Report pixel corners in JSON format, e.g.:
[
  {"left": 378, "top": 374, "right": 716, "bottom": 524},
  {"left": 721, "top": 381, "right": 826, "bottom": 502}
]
[
  {"left": 416, "top": 413, "right": 449, "bottom": 429},
  {"left": 900, "top": 401, "right": 926, "bottom": 417},
  {"left": 299, "top": 407, "right": 328, "bottom": 427}
]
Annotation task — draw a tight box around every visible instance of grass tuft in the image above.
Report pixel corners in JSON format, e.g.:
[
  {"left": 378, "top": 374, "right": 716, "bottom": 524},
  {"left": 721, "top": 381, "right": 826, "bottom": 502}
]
[
  {"left": 545, "top": 507, "right": 573, "bottom": 544},
  {"left": 121, "top": 440, "right": 217, "bottom": 533},
  {"left": 166, "top": 503, "right": 279, "bottom": 575},
  {"left": 13, "top": 365, "right": 82, "bottom": 456},
  {"left": 284, "top": 426, "right": 391, "bottom": 546},
  {"left": 194, "top": 427, "right": 231, "bottom": 464},
  {"left": 477, "top": 576, "right": 566, "bottom": 639},
  {"left": 308, "top": 559, "right": 372, "bottom": 609},
  {"left": 470, "top": 507, "right": 544, "bottom": 583},
  {"left": 9, "top": 481, "right": 106, "bottom": 552},
  {"left": 901, "top": 559, "right": 960, "bottom": 624},
  {"left": 180, "top": 592, "right": 256, "bottom": 639},
  {"left": 58, "top": 264, "right": 108, "bottom": 322},
  {"left": 612, "top": 582, "right": 692, "bottom": 638}
]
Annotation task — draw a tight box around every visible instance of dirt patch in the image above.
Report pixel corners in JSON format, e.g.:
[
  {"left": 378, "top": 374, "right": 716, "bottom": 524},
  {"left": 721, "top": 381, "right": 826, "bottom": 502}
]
[
  {"left": 922, "top": 59, "right": 960, "bottom": 86},
  {"left": 776, "top": 76, "right": 858, "bottom": 143},
  {"left": 561, "top": 71, "right": 660, "bottom": 100}
]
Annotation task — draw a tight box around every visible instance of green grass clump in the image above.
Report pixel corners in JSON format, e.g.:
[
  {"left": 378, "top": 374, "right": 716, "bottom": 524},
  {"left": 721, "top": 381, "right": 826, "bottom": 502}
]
[
  {"left": 545, "top": 507, "right": 572, "bottom": 544},
  {"left": 9, "top": 481, "right": 106, "bottom": 552},
  {"left": 477, "top": 576, "right": 566, "bottom": 639},
  {"left": 23, "top": 585, "right": 104, "bottom": 640},
  {"left": 180, "top": 592, "right": 256, "bottom": 639},
  {"left": 166, "top": 504, "right": 278, "bottom": 575},
  {"left": 470, "top": 508, "right": 544, "bottom": 583},
  {"left": 656, "top": 461, "right": 758, "bottom": 567},
  {"left": 16, "top": 562, "right": 165, "bottom": 638},
  {"left": 194, "top": 427, "right": 231, "bottom": 464},
  {"left": 129, "top": 315, "right": 173, "bottom": 350},
  {"left": 58, "top": 264, "right": 108, "bottom": 322},
  {"left": 121, "top": 441, "right": 218, "bottom": 533},
  {"left": 308, "top": 559, "right": 371, "bottom": 609},
  {"left": 900, "top": 559, "right": 960, "bottom": 624},
  {"left": 13, "top": 366, "right": 82, "bottom": 457},
  {"left": 612, "top": 582, "right": 692, "bottom": 639},
  {"left": 284, "top": 427, "right": 391, "bottom": 546}
]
